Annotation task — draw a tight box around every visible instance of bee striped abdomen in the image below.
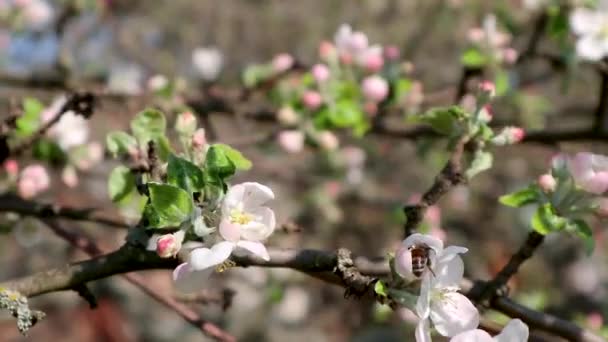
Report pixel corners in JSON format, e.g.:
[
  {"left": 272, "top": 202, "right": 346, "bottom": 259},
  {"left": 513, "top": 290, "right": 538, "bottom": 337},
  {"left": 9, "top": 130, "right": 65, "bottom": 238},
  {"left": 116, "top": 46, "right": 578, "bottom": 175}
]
[{"left": 410, "top": 244, "right": 431, "bottom": 278}]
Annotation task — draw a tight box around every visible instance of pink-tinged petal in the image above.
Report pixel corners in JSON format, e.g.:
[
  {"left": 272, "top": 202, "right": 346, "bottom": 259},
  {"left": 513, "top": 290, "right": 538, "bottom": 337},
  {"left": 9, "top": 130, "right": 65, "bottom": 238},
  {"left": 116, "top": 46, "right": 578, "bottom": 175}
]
[
  {"left": 591, "top": 153, "right": 608, "bottom": 171},
  {"left": 241, "top": 207, "right": 275, "bottom": 241},
  {"left": 403, "top": 233, "right": 444, "bottom": 255},
  {"left": 416, "top": 273, "right": 432, "bottom": 319},
  {"left": 172, "top": 262, "right": 191, "bottom": 281},
  {"left": 430, "top": 292, "right": 479, "bottom": 337},
  {"left": 450, "top": 329, "right": 493, "bottom": 342},
  {"left": 415, "top": 319, "right": 432, "bottom": 342},
  {"left": 236, "top": 240, "right": 270, "bottom": 261},
  {"left": 222, "top": 183, "right": 245, "bottom": 213},
  {"left": 581, "top": 172, "right": 608, "bottom": 194},
  {"left": 494, "top": 319, "right": 529, "bottom": 342},
  {"left": 569, "top": 153, "right": 594, "bottom": 180},
  {"left": 219, "top": 218, "right": 241, "bottom": 242},
  {"left": 394, "top": 245, "right": 415, "bottom": 280},
  {"left": 189, "top": 242, "right": 234, "bottom": 271},
  {"left": 241, "top": 182, "right": 275, "bottom": 210},
  {"left": 434, "top": 254, "right": 465, "bottom": 288}
]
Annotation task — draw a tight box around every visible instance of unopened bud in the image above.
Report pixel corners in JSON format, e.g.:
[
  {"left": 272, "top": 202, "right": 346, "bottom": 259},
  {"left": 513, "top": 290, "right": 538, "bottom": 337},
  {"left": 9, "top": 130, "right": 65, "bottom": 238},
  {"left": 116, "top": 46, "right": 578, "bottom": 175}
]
[
  {"left": 3, "top": 159, "right": 19, "bottom": 177},
  {"left": 277, "top": 130, "right": 305, "bottom": 153},
  {"left": 361, "top": 75, "right": 389, "bottom": 102},
  {"left": 492, "top": 126, "right": 525, "bottom": 145},
  {"left": 175, "top": 111, "right": 197, "bottom": 136},
  {"left": 311, "top": 64, "right": 330, "bottom": 83},
  {"left": 147, "top": 74, "right": 169, "bottom": 92},
  {"left": 478, "top": 105, "right": 493, "bottom": 123},
  {"left": 272, "top": 53, "right": 294, "bottom": 73},
  {"left": 302, "top": 90, "right": 323, "bottom": 110},
  {"left": 317, "top": 131, "right": 339, "bottom": 150},
  {"left": 538, "top": 173, "right": 556, "bottom": 192},
  {"left": 384, "top": 45, "right": 400, "bottom": 60},
  {"left": 319, "top": 41, "right": 336, "bottom": 61},
  {"left": 192, "top": 128, "right": 207, "bottom": 148},
  {"left": 478, "top": 80, "right": 496, "bottom": 99},
  {"left": 277, "top": 106, "right": 299, "bottom": 125},
  {"left": 156, "top": 233, "right": 182, "bottom": 258}
]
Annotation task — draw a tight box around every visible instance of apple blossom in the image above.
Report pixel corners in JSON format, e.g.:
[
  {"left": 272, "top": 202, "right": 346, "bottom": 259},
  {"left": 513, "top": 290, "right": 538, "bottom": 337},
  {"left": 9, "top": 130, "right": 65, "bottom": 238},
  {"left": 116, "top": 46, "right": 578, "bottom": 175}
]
[
  {"left": 502, "top": 47, "right": 518, "bottom": 64},
  {"left": 192, "top": 128, "right": 207, "bottom": 149},
  {"left": 358, "top": 45, "right": 384, "bottom": 72},
  {"left": 156, "top": 230, "right": 185, "bottom": 258},
  {"left": 42, "top": 96, "right": 90, "bottom": 150},
  {"left": 147, "top": 74, "right": 169, "bottom": 92},
  {"left": 538, "top": 173, "right": 557, "bottom": 193},
  {"left": 567, "top": 152, "right": 608, "bottom": 194},
  {"left": 384, "top": 45, "right": 400, "bottom": 60},
  {"left": 397, "top": 234, "right": 478, "bottom": 340},
  {"left": 61, "top": 166, "right": 78, "bottom": 188},
  {"left": 450, "top": 319, "right": 529, "bottom": 342},
  {"left": 317, "top": 131, "right": 339, "bottom": 150},
  {"left": 311, "top": 64, "right": 330, "bottom": 83},
  {"left": 361, "top": 75, "right": 389, "bottom": 102},
  {"left": 175, "top": 111, "right": 197, "bottom": 136},
  {"left": 192, "top": 47, "right": 224, "bottom": 81},
  {"left": 478, "top": 80, "right": 496, "bottom": 99},
  {"left": 491, "top": 126, "right": 525, "bottom": 146},
  {"left": 570, "top": 6, "right": 608, "bottom": 61},
  {"left": 319, "top": 40, "right": 336, "bottom": 61},
  {"left": 277, "top": 106, "right": 299, "bottom": 125},
  {"left": 21, "top": 0, "right": 54, "bottom": 31},
  {"left": 3, "top": 159, "right": 19, "bottom": 177},
  {"left": 478, "top": 105, "right": 493, "bottom": 123},
  {"left": 278, "top": 130, "right": 305, "bottom": 153},
  {"left": 302, "top": 90, "right": 323, "bottom": 110},
  {"left": 272, "top": 53, "right": 294, "bottom": 73},
  {"left": 18, "top": 164, "right": 50, "bottom": 199},
  {"left": 107, "top": 63, "right": 143, "bottom": 95},
  {"left": 173, "top": 182, "right": 275, "bottom": 281}
]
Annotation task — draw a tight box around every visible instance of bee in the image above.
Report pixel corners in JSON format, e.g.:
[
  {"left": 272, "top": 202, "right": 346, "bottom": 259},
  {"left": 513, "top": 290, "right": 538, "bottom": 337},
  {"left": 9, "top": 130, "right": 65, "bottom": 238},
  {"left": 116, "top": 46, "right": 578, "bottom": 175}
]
[{"left": 409, "top": 244, "right": 435, "bottom": 277}]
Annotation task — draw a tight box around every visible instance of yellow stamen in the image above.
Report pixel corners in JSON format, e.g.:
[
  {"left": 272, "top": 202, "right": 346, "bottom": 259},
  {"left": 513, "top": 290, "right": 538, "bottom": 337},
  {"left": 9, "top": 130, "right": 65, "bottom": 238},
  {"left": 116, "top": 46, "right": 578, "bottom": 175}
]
[{"left": 215, "top": 260, "right": 237, "bottom": 273}]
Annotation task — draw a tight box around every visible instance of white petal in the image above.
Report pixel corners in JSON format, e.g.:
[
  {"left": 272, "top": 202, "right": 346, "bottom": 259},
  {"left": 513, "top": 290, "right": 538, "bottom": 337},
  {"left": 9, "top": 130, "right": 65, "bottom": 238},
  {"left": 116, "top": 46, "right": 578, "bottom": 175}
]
[
  {"left": 430, "top": 292, "right": 480, "bottom": 337},
  {"left": 222, "top": 183, "right": 245, "bottom": 213},
  {"left": 236, "top": 240, "right": 270, "bottom": 260},
  {"left": 240, "top": 182, "right": 275, "bottom": 210},
  {"left": 241, "top": 207, "right": 276, "bottom": 241},
  {"left": 495, "top": 319, "right": 529, "bottom": 342},
  {"left": 434, "top": 249, "right": 467, "bottom": 288},
  {"left": 576, "top": 36, "right": 606, "bottom": 61},
  {"left": 415, "top": 319, "right": 432, "bottom": 342},
  {"left": 395, "top": 245, "right": 415, "bottom": 280},
  {"left": 570, "top": 9, "right": 602, "bottom": 36},
  {"left": 146, "top": 234, "right": 160, "bottom": 251},
  {"left": 219, "top": 218, "right": 241, "bottom": 242},
  {"left": 403, "top": 233, "right": 444, "bottom": 255},
  {"left": 335, "top": 24, "right": 353, "bottom": 50},
  {"left": 173, "top": 229, "right": 186, "bottom": 243},
  {"left": 189, "top": 242, "right": 234, "bottom": 271},
  {"left": 450, "top": 329, "right": 493, "bottom": 342},
  {"left": 172, "top": 262, "right": 191, "bottom": 281},
  {"left": 416, "top": 273, "right": 432, "bottom": 319}
]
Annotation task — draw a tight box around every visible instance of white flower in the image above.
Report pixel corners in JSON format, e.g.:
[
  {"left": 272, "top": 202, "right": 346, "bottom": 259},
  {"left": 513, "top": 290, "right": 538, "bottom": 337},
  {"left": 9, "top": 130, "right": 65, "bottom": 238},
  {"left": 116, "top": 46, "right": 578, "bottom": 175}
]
[
  {"left": 396, "top": 234, "right": 478, "bottom": 341},
  {"left": 450, "top": 319, "right": 529, "bottom": 342},
  {"left": 107, "top": 63, "right": 143, "bottom": 95},
  {"left": 192, "top": 47, "right": 224, "bottom": 81},
  {"left": 570, "top": 7, "right": 608, "bottom": 61},
  {"left": 567, "top": 152, "right": 608, "bottom": 194},
  {"left": 173, "top": 182, "right": 275, "bottom": 281}
]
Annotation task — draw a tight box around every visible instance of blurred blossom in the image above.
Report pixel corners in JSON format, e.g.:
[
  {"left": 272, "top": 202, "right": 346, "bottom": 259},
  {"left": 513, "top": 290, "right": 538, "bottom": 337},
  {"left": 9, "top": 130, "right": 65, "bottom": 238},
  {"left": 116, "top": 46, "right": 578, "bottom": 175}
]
[
  {"left": 491, "top": 126, "right": 525, "bottom": 146},
  {"left": 570, "top": 5, "right": 608, "bottom": 61},
  {"left": 271, "top": 53, "right": 294, "bottom": 73},
  {"left": 450, "top": 319, "right": 529, "bottom": 342},
  {"left": 192, "top": 128, "right": 207, "bottom": 149},
  {"left": 478, "top": 105, "right": 493, "bottom": 123},
  {"left": 318, "top": 40, "right": 336, "bottom": 61},
  {"left": 75, "top": 142, "right": 104, "bottom": 171},
  {"left": 18, "top": 164, "right": 50, "bottom": 199},
  {"left": 277, "top": 130, "right": 305, "bottom": 154},
  {"left": 403, "top": 81, "right": 424, "bottom": 110},
  {"left": 334, "top": 24, "right": 369, "bottom": 56},
  {"left": 20, "top": 0, "right": 54, "bottom": 31},
  {"left": 502, "top": 47, "right": 518, "bottom": 64},
  {"left": 147, "top": 74, "right": 169, "bottom": 92},
  {"left": 596, "top": 198, "right": 608, "bottom": 218},
  {"left": 175, "top": 111, "right": 197, "bottom": 136},
  {"left": 107, "top": 63, "right": 143, "bottom": 95},
  {"left": 274, "top": 287, "right": 311, "bottom": 324},
  {"left": 478, "top": 80, "right": 496, "bottom": 99},
  {"left": 538, "top": 173, "right": 556, "bottom": 193},
  {"left": 587, "top": 312, "right": 604, "bottom": 331},
  {"left": 3, "top": 159, "right": 19, "bottom": 177},
  {"left": 311, "top": 63, "right": 330, "bottom": 83},
  {"left": 565, "top": 259, "right": 601, "bottom": 294},
  {"left": 192, "top": 46, "right": 224, "bottom": 81},
  {"left": 358, "top": 45, "right": 384, "bottom": 72},
  {"left": 61, "top": 165, "right": 78, "bottom": 188},
  {"left": 302, "top": 90, "right": 322, "bottom": 110},
  {"left": 43, "top": 96, "right": 89, "bottom": 150},
  {"left": 384, "top": 45, "right": 400, "bottom": 60},
  {"left": 567, "top": 152, "right": 608, "bottom": 194},
  {"left": 317, "top": 130, "right": 339, "bottom": 150},
  {"left": 156, "top": 231, "right": 185, "bottom": 258},
  {"left": 361, "top": 75, "right": 389, "bottom": 102},
  {"left": 277, "top": 106, "right": 299, "bottom": 125}
]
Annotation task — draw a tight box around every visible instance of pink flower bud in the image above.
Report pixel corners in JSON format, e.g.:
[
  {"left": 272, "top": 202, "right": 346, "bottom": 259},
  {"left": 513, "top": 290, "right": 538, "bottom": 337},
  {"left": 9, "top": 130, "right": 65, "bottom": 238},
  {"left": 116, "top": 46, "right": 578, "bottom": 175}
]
[
  {"left": 478, "top": 80, "right": 496, "bottom": 99},
  {"left": 277, "top": 106, "right": 299, "bottom": 125},
  {"left": 361, "top": 75, "right": 389, "bottom": 102},
  {"left": 339, "top": 52, "right": 353, "bottom": 65},
  {"left": 493, "top": 126, "right": 525, "bottom": 145},
  {"left": 156, "top": 234, "right": 182, "bottom": 258},
  {"left": 302, "top": 91, "right": 323, "bottom": 110},
  {"left": 192, "top": 128, "right": 207, "bottom": 148},
  {"left": 364, "top": 53, "right": 384, "bottom": 72},
  {"left": 147, "top": 74, "right": 168, "bottom": 92},
  {"left": 478, "top": 105, "right": 493, "bottom": 123},
  {"left": 278, "top": 130, "right": 305, "bottom": 153},
  {"left": 18, "top": 178, "right": 38, "bottom": 199},
  {"left": 18, "top": 164, "right": 50, "bottom": 199},
  {"left": 3, "top": 159, "right": 19, "bottom": 177},
  {"left": 384, "top": 45, "right": 400, "bottom": 60},
  {"left": 62, "top": 166, "right": 79, "bottom": 188},
  {"left": 317, "top": 131, "right": 339, "bottom": 150},
  {"left": 467, "top": 27, "right": 485, "bottom": 43},
  {"left": 319, "top": 41, "right": 336, "bottom": 60},
  {"left": 272, "top": 53, "right": 294, "bottom": 73},
  {"left": 175, "top": 111, "right": 197, "bottom": 135},
  {"left": 502, "top": 48, "right": 518, "bottom": 64},
  {"left": 348, "top": 32, "right": 369, "bottom": 52},
  {"left": 511, "top": 127, "right": 525, "bottom": 142},
  {"left": 311, "top": 64, "right": 330, "bottom": 83},
  {"left": 538, "top": 173, "right": 556, "bottom": 192}
]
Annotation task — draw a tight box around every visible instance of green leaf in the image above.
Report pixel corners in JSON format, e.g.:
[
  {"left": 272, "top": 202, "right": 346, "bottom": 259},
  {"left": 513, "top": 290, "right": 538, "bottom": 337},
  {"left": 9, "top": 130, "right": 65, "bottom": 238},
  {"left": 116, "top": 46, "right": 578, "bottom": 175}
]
[
  {"left": 147, "top": 183, "right": 194, "bottom": 228},
  {"left": 130, "top": 108, "right": 166, "bottom": 144},
  {"left": 416, "top": 106, "right": 468, "bottom": 136},
  {"left": 494, "top": 70, "right": 510, "bottom": 96},
  {"left": 106, "top": 131, "right": 137, "bottom": 157},
  {"left": 567, "top": 219, "right": 595, "bottom": 255},
  {"left": 328, "top": 99, "right": 364, "bottom": 128},
  {"left": 531, "top": 203, "right": 566, "bottom": 235},
  {"left": 32, "top": 139, "right": 66, "bottom": 163},
  {"left": 15, "top": 98, "right": 44, "bottom": 137},
  {"left": 212, "top": 144, "right": 252, "bottom": 170},
  {"left": 242, "top": 64, "right": 273, "bottom": 88},
  {"left": 500, "top": 186, "right": 541, "bottom": 208},
  {"left": 393, "top": 78, "right": 413, "bottom": 103},
  {"left": 154, "top": 135, "right": 172, "bottom": 161},
  {"left": 167, "top": 154, "right": 204, "bottom": 193},
  {"left": 374, "top": 280, "right": 388, "bottom": 298},
  {"left": 108, "top": 166, "right": 136, "bottom": 202},
  {"left": 465, "top": 150, "right": 493, "bottom": 179},
  {"left": 461, "top": 48, "right": 488, "bottom": 68}
]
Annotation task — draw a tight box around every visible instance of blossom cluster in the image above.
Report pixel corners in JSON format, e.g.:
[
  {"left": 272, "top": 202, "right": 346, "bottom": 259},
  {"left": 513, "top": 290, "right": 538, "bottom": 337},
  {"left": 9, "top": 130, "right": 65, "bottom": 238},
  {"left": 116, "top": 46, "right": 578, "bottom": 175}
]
[{"left": 394, "top": 233, "right": 529, "bottom": 341}]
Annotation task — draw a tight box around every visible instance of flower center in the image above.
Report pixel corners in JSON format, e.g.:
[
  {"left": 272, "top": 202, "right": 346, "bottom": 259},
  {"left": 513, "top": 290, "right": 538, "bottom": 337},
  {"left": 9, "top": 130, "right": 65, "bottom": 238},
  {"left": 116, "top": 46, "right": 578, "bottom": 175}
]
[{"left": 230, "top": 209, "right": 253, "bottom": 225}]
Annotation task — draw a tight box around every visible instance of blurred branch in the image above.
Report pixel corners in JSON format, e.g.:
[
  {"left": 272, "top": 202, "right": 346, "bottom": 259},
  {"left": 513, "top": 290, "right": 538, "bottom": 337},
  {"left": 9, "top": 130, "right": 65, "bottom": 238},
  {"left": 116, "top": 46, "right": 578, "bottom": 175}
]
[
  {"left": 0, "top": 193, "right": 128, "bottom": 229},
  {"left": 593, "top": 69, "right": 608, "bottom": 132}
]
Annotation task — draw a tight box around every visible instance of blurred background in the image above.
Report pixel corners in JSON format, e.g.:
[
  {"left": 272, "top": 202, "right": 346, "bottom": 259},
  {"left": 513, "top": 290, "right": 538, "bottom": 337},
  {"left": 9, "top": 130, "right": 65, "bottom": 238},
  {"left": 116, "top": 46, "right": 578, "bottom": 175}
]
[{"left": 0, "top": 0, "right": 607, "bottom": 341}]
